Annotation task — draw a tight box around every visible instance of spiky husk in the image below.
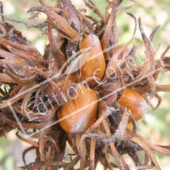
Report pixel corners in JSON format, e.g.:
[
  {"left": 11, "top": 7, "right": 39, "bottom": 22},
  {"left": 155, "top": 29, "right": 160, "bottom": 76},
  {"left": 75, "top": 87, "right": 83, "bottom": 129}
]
[{"left": 0, "top": 0, "right": 170, "bottom": 170}]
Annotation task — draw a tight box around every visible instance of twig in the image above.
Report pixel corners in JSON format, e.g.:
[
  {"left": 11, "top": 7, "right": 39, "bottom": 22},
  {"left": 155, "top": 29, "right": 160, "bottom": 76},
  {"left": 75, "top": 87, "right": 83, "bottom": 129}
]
[{"left": 0, "top": 12, "right": 48, "bottom": 29}]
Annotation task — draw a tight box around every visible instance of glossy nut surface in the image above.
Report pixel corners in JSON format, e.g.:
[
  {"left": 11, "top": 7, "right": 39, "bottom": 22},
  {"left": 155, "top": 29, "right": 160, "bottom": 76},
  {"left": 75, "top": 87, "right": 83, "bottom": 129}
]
[
  {"left": 118, "top": 88, "right": 148, "bottom": 121},
  {"left": 57, "top": 87, "right": 98, "bottom": 133},
  {"left": 80, "top": 34, "right": 106, "bottom": 80}
]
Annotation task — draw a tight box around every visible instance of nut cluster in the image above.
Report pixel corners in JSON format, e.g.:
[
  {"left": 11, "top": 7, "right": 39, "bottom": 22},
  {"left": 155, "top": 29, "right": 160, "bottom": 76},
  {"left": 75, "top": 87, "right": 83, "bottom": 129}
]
[{"left": 0, "top": 0, "right": 170, "bottom": 170}]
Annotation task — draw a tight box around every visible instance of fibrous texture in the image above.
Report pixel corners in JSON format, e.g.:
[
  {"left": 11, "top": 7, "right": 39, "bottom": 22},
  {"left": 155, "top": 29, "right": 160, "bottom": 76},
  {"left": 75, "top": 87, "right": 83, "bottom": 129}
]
[{"left": 0, "top": 0, "right": 170, "bottom": 170}]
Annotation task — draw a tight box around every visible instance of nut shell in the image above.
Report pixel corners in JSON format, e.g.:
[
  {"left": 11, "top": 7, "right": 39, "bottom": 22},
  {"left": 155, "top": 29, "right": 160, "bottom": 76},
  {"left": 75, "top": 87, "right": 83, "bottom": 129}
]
[
  {"left": 118, "top": 88, "right": 148, "bottom": 121},
  {"left": 57, "top": 87, "right": 98, "bottom": 133},
  {"left": 80, "top": 34, "right": 106, "bottom": 81}
]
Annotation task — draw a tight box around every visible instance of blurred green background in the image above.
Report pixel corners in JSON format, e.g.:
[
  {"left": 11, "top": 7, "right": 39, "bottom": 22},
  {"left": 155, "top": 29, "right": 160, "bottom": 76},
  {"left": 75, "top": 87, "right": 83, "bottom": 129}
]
[{"left": 0, "top": 0, "right": 170, "bottom": 169}]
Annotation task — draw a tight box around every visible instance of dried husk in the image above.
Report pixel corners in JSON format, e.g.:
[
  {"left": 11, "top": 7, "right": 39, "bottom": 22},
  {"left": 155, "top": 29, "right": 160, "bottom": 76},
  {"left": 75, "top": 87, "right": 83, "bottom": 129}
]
[{"left": 0, "top": 0, "right": 170, "bottom": 170}]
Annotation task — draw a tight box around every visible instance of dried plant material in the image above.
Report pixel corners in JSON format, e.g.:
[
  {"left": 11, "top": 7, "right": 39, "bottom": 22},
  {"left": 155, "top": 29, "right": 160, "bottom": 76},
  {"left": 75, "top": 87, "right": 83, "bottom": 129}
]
[{"left": 0, "top": 0, "right": 170, "bottom": 170}]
